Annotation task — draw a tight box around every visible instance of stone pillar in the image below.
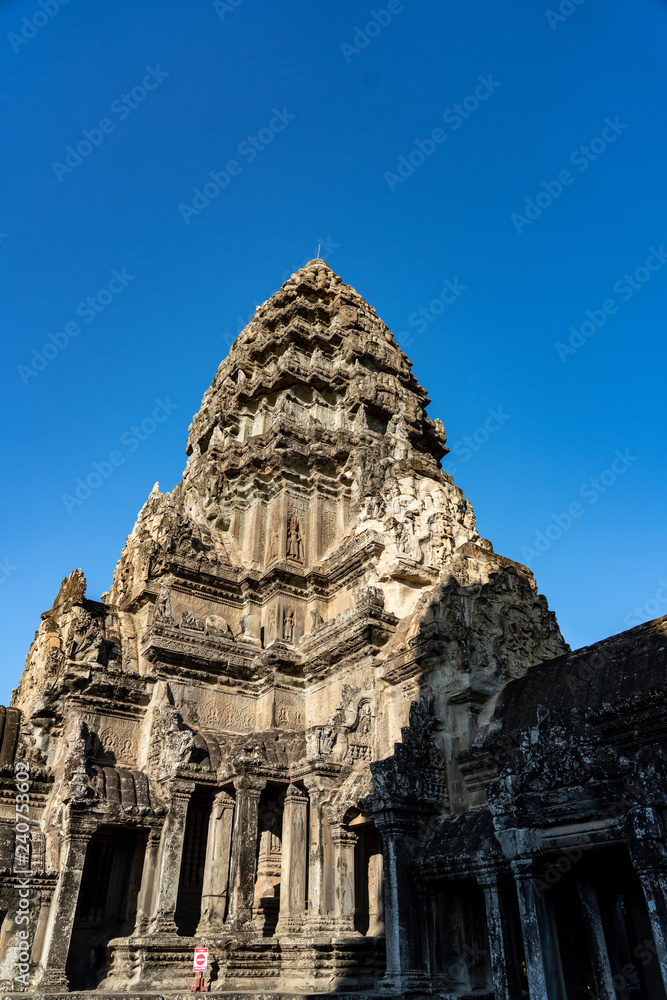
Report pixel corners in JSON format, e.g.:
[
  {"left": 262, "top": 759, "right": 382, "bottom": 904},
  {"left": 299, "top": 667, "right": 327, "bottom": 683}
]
[
  {"left": 373, "top": 816, "right": 425, "bottom": 990},
  {"left": 277, "top": 784, "right": 308, "bottom": 933},
  {"left": 36, "top": 822, "right": 94, "bottom": 992},
  {"left": 134, "top": 828, "right": 162, "bottom": 935},
  {"left": 198, "top": 790, "right": 235, "bottom": 932},
  {"left": 0, "top": 902, "right": 32, "bottom": 991},
  {"left": 511, "top": 860, "right": 565, "bottom": 1000},
  {"left": 226, "top": 775, "right": 266, "bottom": 927},
  {"left": 367, "top": 849, "right": 385, "bottom": 936},
  {"left": 477, "top": 871, "right": 521, "bottom": 1000},
  {"left": 149, "top": 780, "right": 194, "bottom": 934},
  {"left": 332, "top": 826, "right": 357, "bottom": 934},
  {"left": 124, "top": 833, "right": 148, "bottom": 932},
  {"left": 576, "top": 877, "right": 615, "bottom": 1000},
  {"left": 30, "top": 889, "right": 54, "bottom": 966},
  {"left": 303, "top": 775, "right": 334, "bottom": 930},
  {"left": 630, "top": 843, "right": 667, "bottom": 991}
]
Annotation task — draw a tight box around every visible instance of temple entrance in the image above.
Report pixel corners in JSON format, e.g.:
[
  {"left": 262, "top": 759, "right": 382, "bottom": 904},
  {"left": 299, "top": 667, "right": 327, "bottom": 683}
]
[
  {"left": 432, "top": 879, "right": 493, "bottom": 990},
  {"left": 66, "top": 826, "right": 146, "bottom": 990},
  {"left": 253, "top": 784, "right": 285, "bottom": 936},
  {"left": 351, "top": 820, "right": 384, "bottom": 936},
  {"left": 547, "top": 846, "right": 667, "bottom": 1000},
  {"left": 175, "top": 788, "right": 213, "bottom": 936}
]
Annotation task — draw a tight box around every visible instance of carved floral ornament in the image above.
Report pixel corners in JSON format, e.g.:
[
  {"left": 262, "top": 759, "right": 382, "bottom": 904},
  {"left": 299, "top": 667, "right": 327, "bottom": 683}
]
[{"left": 110, "top": 725, "right": 140, "bottom": 757}]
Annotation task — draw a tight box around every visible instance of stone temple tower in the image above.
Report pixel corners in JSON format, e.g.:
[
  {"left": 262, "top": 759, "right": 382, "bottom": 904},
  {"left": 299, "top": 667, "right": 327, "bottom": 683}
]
[{"left": 1, "top": 259, "right": 570, "bottom": 993}]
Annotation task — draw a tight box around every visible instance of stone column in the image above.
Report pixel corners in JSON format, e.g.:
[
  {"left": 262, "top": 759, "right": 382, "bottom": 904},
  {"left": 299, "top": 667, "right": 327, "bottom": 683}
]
[
  {"left": 277, "top": 784, "right": 308, "bottom": 933},
  {"left": 630, "top": 843, "right": 667, "bottom": 991},
  {"left": 198, "top": 790, "right": 235, "bottom": 932},
  {"left": 0, "top": 912, "right": 22, "bottom": 991},
  {"left": 511, "top": 860, "right": 565, "bottom": 1000},
  {"left": 367, "top": 849, "right": 385, "bottom": 936},
  {"left": 477, "top": 871, "right": 521, "bottom": 1000},
  {"left": 29, "top": 889, "right": 54, "bottom": 966},
  {"left": 124, "top": 833, "right": 148, "bottom": 933},
  {"left": 332, "top": 826, "right": 357, "bottom": 934},
  {"left": 373, "top": 816, "right": 425, "bottom": 990},
  {"left": 303, "top": 775, "right": 334, "bottom": 930},
  {"left": 149, "top": 780, "right": 194, "bottom": 934},
  {"left": 576, "top": 877, "right": 615, "bottom": 1000},
  {"left": 226, "top": 774, "right": 266, "bottom": 927},
  {"left": 133, "top": 827, "right": 162, "bottom": 935},
  {"left": 36, "top": 821, "right": 94, "bottom": 992}
]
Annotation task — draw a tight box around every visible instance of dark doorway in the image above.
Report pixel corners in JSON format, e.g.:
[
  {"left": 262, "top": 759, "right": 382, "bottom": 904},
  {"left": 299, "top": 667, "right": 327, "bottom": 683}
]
[
  {"left": 596, "top": 848, "right": 667, "bottom": 1000},
  {"left": 66, "top": 826, "right": 146, "bottom": 990},
  {"left": 543, "top": 845, "right": 667, "bottom": 1000},
  {"left": 254, "top": 784, "right": 285, "bottom": 936},
  {"left": 433, "top": 879, "right": 492, "bottom": 990},
  {"left": 551, "top": 876, "right": 597, "bottom": 996},
  {"left": 353, "top": 822, "right": 383, "bottom": 936},
  {"left": 174, "top": 788, "right": 213, "bottom": 936}
]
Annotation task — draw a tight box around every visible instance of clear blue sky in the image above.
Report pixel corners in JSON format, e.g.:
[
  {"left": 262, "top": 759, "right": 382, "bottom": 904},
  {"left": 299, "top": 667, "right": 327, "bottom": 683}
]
[{"left": 2, "top": 0, "right": 666, "bottom": 699}]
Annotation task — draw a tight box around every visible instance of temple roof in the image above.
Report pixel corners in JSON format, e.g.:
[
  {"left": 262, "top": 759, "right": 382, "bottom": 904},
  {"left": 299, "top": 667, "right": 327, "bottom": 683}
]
[
  {"left": 181, "top": 257, "right": 447, "bottom": 488},
  {"left": 492, "top": 614, "right": 667, "bottom": 733}
]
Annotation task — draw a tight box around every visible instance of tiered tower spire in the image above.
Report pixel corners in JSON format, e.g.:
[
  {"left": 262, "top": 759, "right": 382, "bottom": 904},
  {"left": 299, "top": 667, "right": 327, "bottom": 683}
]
[{"left": 108, "top": 259, "right": 479, "bottom": 633}]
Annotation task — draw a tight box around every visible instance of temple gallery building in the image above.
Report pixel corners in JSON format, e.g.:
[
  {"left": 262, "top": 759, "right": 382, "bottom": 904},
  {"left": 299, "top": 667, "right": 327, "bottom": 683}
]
[{"left": 1, "top": 260, "right": 666, "bottom": 998}]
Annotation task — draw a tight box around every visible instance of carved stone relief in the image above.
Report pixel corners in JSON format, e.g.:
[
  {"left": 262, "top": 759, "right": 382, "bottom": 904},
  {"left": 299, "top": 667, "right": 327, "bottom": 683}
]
[
  {"left": 153, "top": 584, "right": 174, "bottom": 622},
  {"left": 181, "top": 610, "right": 204, "bottom": 631},
  {"left": 283, "top": 609, "right": 295, "bottom": 642},
  {"left": 286, "top": 518, "right": 304, "bottom": 562}
]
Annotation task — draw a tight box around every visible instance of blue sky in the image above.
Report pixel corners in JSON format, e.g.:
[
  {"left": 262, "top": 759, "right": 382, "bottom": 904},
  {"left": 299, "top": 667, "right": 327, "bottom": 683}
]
[{"left": 1, "top": 0, "right": 666, "bottom": 698}]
